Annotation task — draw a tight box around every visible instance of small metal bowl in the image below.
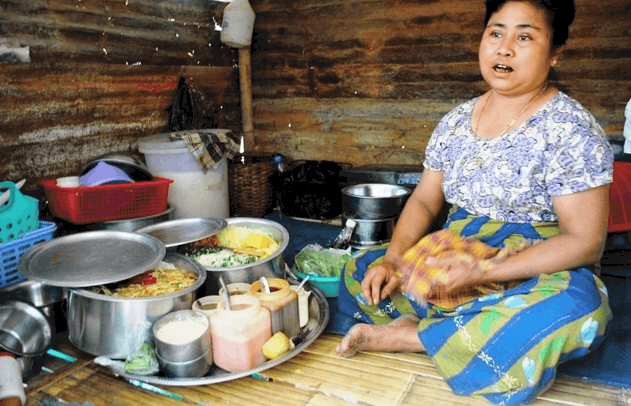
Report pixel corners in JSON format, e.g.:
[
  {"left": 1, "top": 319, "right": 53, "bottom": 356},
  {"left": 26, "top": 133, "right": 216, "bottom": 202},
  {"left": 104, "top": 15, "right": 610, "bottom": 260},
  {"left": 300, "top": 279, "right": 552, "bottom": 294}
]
[
  {"left": 153, "top": 310, "right": 210, "bottom": 363},
  {"left": 0, "top": 300, "right": 53, "bottom": 357},
  {"left": 1, "top": 280, "right": 67, "bottom": 333},
  {"left": 342, "top": 183, "right": 411, "bottom": 219},
  {"left": 156, "top": 348, "right": 212, "bottom": 378}
]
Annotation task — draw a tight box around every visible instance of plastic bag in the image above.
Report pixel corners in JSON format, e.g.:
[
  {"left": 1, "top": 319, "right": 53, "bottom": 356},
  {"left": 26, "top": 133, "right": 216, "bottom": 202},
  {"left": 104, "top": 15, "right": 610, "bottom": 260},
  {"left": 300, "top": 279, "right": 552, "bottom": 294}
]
[
  {"left": 124, "top": 343, "right": 159, "bottom": 375},
  {"left": 294, "top": 243, "right": 352, "bottom": 277}
]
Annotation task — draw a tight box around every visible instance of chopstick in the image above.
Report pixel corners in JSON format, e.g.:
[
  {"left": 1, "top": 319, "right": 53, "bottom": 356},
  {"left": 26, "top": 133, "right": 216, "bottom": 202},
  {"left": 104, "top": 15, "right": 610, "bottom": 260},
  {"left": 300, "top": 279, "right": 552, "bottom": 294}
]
[{"left": 127, "top": 379, "right": 214, "bottom": 406}]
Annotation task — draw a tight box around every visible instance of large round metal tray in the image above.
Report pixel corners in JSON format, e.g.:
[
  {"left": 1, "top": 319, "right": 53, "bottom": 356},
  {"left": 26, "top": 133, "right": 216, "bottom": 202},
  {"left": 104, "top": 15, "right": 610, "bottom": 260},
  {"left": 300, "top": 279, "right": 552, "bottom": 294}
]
[
  {"left": 18, "top": 231, "right": 166, "bottom": 287},
  {"left": 100, "top": 279, "right": 330, "bottom": 386}
]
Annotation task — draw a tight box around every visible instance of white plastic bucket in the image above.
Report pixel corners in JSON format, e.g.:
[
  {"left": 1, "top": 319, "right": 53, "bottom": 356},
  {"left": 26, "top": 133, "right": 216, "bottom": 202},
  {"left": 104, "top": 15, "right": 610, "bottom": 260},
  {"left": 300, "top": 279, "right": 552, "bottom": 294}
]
[{"left": 137, "top": 132, "right": 230, "bottom": 220}]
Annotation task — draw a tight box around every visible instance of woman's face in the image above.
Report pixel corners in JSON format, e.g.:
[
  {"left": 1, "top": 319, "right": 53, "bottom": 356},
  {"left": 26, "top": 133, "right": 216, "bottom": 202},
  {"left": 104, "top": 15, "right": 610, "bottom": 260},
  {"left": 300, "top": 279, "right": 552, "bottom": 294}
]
[{"left": 479, "top": 1, "right": 559, "bottom": 96}]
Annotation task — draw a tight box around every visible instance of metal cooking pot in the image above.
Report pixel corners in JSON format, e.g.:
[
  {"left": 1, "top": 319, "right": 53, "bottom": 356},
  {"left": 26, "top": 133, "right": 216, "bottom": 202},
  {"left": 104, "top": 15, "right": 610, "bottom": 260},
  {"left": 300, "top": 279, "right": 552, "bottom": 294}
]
[
  {"left": 342, "top": 183, "right": 411, "bottom": 219},
  {"left": 343, "top": 211, "right": 398, "bottom": 248},
  {"left": 180, "top": 218, "right": 289, "bottom": 294},
  {"left": 67, "top": 252, "right": 206, "bottom": 359}
]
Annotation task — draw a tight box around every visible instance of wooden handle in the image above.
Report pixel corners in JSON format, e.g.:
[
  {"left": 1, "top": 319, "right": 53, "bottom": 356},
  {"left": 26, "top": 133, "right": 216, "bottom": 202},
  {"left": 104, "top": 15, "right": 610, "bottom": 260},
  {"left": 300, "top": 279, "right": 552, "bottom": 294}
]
[{"left": 238, "top": 47, "right": 254, "bottom": 151}]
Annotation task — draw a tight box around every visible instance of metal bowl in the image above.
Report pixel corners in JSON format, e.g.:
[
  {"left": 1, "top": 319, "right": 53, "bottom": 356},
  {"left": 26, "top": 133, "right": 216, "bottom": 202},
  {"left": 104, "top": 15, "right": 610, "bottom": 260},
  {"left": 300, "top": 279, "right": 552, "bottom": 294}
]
[
  {"left": 342, "top": 183, "right": 411, "bottom": 219},
  {"left": 1, "top": 280, "right": 68, "bottom": 334},
  {"left": 179, "top": 218, "right": 289, "bottom": 294},
  {"left": 156, "top": 348, "right": 213, "bottom": 378},
  {"left": 153, "top": 310, "right": 211, "bottom": 363},
  {"left": 0, "top": 300, "right": 53, "bottom": 357}
]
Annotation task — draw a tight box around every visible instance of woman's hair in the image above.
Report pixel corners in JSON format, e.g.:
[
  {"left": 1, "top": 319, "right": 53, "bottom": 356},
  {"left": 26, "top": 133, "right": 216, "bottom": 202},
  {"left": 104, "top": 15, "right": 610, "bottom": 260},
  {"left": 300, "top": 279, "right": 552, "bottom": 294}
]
[{"left": 484, "top": 0, "right": 575, "bottom": 49}]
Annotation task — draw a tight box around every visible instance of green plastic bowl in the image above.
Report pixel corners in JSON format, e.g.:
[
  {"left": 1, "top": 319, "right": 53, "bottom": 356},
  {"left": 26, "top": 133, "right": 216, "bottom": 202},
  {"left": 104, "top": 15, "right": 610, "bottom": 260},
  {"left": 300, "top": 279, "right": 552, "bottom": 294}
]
[{"left": 294, "top": 270, "right": 340, "bottom": 298}]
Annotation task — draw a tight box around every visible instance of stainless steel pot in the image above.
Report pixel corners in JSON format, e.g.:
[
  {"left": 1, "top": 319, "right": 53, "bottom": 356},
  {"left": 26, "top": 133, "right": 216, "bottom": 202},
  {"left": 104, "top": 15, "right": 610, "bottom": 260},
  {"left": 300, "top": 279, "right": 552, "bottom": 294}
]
[
  {"left": 67, "top": 252, "right": 206, "bottom": 359},
  {"left": 342, "top": 183, "right": 411, "bottom": 219},
  {"left": 343, "top": 211, "right": 398, "bottom": 248},
  {"left": 181, "top": 218, "right": 289, "bottom": 294}
]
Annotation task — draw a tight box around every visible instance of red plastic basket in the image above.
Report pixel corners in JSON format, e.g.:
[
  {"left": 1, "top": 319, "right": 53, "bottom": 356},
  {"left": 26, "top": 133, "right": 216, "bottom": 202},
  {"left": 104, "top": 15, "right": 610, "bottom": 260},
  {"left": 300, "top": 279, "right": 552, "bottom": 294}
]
[{"left": 41, "top": 177, "right": 173, "bottom": 224}]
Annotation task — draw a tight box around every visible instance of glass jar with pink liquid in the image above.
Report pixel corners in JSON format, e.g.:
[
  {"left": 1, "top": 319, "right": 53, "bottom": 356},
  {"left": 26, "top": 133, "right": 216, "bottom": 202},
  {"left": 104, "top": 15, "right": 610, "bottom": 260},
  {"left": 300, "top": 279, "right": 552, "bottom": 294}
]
[{"left": 209, "top": 295, "right": 272, "bottom": 373}]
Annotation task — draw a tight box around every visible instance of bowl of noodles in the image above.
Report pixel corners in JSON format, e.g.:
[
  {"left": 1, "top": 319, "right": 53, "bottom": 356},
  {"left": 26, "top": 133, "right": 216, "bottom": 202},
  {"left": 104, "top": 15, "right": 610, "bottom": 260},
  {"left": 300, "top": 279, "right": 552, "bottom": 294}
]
[
  {"left": 178, "top": 217, "right": 289, "bottom": 293},
  {"left": 67, "top": 251, "right": 206, "bottom": 359}
]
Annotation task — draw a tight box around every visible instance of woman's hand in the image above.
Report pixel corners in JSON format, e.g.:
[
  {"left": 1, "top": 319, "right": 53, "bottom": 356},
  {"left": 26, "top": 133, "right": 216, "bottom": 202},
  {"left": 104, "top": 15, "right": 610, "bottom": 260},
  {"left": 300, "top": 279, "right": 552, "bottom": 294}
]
[
  {"left": 361, "top": 260, "right": 401, "bottom": 306},
  {"left": 425, "top": 254, "right": 489, "bottom": 294}
]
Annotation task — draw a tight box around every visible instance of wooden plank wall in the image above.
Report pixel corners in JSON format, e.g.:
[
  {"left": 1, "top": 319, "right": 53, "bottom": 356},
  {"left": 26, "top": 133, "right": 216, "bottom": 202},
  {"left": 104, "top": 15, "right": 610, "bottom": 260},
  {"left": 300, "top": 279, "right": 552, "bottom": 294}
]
[
  {"left": 0, "top": 0, "right": 629, "bottom": 199},
  {"left": 250, "top": 0, "right": 631, "bottom": 166},
  {"left": 0, "top": 0, "right": 241, "bottom": 197}
]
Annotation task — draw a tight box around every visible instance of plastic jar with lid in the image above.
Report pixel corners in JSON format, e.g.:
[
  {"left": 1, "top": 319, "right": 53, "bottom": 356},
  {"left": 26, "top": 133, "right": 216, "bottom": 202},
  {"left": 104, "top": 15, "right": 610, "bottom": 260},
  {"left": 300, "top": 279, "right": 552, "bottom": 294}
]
[
  {"left": 137, "top": 131, "right": 230, "bottom": 220},
  {"left": 209, "top": 295, "right": 271, "bottom": 373},
  {"left": 249, "top": 278, "right": 300, "bottom": 338},
  {"left": 0, "top": 353, "right": 26, "bottom": 406}
]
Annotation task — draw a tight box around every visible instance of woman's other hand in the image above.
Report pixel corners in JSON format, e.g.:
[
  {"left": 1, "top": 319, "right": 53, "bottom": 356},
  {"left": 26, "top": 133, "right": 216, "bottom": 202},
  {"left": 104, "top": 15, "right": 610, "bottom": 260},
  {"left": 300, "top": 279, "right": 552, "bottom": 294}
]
[
  {"left": 424, "top": 255, "right": 482, "bottom": 294},
  {"left": 361, "top": 260, "right": 401, "bottom": 306}
]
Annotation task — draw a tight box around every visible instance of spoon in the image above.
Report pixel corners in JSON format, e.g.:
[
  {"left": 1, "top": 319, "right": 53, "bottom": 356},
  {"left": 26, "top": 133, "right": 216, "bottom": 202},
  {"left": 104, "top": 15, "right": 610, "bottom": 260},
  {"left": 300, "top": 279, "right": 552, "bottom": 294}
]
[
  {"left": 0, "top": 178, "right": 26, "bottom": 206},
  {"left": 218, "top": 276, "right": 231, "bottom": 310},
  {"left": 259, "top": 276, "right": 271, "bottom": 294},
  {"left": 296, "top": 275, "right": 310, "bottom": 292}
]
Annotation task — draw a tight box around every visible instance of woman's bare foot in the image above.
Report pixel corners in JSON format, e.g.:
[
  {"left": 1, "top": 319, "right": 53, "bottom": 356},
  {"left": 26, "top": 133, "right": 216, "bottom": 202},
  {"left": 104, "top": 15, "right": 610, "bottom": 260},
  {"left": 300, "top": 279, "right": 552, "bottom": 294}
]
[{"left": 335, "top": 314, "right": 424, "bottom": 358}]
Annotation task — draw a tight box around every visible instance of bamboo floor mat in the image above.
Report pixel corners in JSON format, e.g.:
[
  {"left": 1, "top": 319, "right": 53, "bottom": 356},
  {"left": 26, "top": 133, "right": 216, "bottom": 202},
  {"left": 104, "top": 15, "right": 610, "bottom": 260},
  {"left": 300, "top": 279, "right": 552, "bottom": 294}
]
[{"left": 25, "top": 333, "right": 630, "bottom": 406}]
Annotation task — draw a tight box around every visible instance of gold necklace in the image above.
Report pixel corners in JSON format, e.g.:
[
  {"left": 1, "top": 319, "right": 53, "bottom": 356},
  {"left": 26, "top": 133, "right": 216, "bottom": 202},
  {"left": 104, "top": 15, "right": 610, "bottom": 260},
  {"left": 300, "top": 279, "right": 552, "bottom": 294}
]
[{"left": 474, "top": 82, "right": 548, "bottom": 139}]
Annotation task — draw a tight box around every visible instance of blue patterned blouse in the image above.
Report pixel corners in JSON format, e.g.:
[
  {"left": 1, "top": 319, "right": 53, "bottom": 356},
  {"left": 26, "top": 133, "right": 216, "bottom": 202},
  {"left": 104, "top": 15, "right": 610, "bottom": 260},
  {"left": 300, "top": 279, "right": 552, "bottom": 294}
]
[{"left": 424, "top": 91, "right": 614, "bottom": 223}]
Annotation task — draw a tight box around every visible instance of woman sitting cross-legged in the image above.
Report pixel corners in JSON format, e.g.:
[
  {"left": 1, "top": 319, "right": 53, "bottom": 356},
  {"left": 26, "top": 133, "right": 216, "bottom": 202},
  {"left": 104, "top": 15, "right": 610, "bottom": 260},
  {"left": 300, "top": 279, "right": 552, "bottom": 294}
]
[{"left": 336, "top": 0, "right": 613, "bottom": 404}]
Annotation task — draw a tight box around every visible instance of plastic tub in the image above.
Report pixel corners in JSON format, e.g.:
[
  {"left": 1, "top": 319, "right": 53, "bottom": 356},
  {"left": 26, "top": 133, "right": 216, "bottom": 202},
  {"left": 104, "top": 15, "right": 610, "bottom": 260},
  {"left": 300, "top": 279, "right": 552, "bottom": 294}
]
[
  {"left": 137, "top": 131, "right": 230, "bottom": 220},
  {"left": 294, "top": 271, "right": 340, "bottom": 298}
]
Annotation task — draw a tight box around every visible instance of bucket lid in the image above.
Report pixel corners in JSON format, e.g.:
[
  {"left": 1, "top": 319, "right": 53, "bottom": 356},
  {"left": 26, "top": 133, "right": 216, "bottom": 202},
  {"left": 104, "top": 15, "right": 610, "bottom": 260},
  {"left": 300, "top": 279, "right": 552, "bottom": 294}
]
[
  {"left": 18, "top": 231, "right": 166, "bottom": 287},
  {"left": 137, "top": 133, "right": 188, "bottom": 153},
  {"left": 137, "top": 129, "right": 237, "bottom": 154}
]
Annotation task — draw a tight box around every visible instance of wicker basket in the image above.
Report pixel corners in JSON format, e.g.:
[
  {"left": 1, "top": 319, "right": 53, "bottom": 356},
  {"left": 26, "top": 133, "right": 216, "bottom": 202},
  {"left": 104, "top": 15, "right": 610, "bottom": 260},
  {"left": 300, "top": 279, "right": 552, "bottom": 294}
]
[{"left": 228, "top": 155, "right": 276, "bottom": 218}]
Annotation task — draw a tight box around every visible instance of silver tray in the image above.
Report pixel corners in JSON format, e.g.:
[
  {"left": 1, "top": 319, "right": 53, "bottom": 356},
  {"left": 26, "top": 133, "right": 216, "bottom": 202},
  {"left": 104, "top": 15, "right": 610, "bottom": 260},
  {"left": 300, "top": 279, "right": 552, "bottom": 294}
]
[
  {"left": 100, "top": 280, "right": 330, "bottom": 386},
  {"left": 136, "top": 217, "right": 227, "bottom": 248},
  {"left": 18, "top": 231, "right": 166, "bottom": 287}
]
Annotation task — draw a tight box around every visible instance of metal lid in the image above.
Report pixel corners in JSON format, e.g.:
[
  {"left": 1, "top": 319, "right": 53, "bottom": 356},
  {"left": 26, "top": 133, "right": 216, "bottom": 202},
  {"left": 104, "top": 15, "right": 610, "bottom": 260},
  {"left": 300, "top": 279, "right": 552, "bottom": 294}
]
[
  {"left": 18, "top": 231, "right": 166, "bottom": 287},
  {"left": 136, "top": 217, "right": 227, "bottom": 248}
]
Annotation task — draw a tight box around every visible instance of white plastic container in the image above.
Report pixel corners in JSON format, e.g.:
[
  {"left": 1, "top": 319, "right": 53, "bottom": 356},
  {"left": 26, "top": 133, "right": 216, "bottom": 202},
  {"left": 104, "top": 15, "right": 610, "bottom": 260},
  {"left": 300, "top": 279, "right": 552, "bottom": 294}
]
[
  {"left": 220, "top": 0, "right": 256, "bottom": 48},
  {"left": 0, "top": 354, "right": 26, "bottom": 406},
  {"left": 137, "top": 132, "right": 230, "bottom": 220}
]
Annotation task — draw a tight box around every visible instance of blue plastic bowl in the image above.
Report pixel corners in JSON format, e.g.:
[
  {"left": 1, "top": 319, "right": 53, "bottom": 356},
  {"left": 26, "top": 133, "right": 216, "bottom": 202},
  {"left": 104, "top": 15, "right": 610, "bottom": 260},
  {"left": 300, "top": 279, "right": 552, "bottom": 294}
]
[{"left": 79, "top": 161, "right": 134, "bottom": 186}]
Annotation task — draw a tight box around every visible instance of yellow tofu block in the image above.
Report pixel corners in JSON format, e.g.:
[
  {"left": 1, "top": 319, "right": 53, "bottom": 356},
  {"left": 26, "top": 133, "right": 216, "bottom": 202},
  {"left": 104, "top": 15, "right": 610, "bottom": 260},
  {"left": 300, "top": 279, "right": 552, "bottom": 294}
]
[{"left": 245, "top": 233, "right": 275, "bottom": 249}]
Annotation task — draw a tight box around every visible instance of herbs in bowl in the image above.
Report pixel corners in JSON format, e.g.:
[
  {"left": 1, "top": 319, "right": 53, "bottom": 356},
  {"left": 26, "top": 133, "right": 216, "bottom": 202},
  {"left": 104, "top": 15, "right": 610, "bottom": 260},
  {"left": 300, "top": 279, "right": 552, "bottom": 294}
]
[{"left": 182, "top": 224, "right": 281, "bottom": 268}]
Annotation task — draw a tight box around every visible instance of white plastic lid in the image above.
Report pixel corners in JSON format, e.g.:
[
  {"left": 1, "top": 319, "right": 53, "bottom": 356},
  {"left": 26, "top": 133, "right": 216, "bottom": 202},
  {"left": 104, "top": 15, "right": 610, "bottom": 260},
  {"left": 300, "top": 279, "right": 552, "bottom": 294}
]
[{"left": 137, "top": 134, "right": 188, "bottom": 154}]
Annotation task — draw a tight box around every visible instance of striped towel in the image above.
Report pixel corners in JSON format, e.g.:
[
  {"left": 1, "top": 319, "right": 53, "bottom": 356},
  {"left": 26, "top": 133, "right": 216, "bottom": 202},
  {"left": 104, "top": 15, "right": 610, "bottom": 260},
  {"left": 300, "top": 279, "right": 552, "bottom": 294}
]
[
  {"left": 171, "top": 130, "right": 241, "bottom": 173},
  {"left": 397, "top": 229, "right": 527, "bottom": 310}
]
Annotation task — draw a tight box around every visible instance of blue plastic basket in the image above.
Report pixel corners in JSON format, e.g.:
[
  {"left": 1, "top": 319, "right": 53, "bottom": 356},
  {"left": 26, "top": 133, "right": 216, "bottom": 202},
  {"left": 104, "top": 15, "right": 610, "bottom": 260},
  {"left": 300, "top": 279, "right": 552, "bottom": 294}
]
[{"left": 0, "top": 221, "right": 57, "bottom": 289}]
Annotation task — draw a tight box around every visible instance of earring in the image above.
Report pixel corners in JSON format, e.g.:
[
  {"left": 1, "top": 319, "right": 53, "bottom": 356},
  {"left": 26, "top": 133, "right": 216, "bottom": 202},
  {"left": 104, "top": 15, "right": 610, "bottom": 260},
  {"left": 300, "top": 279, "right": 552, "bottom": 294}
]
[{"left": 551, "top": 59, "right": 557, "bottom": 67}]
